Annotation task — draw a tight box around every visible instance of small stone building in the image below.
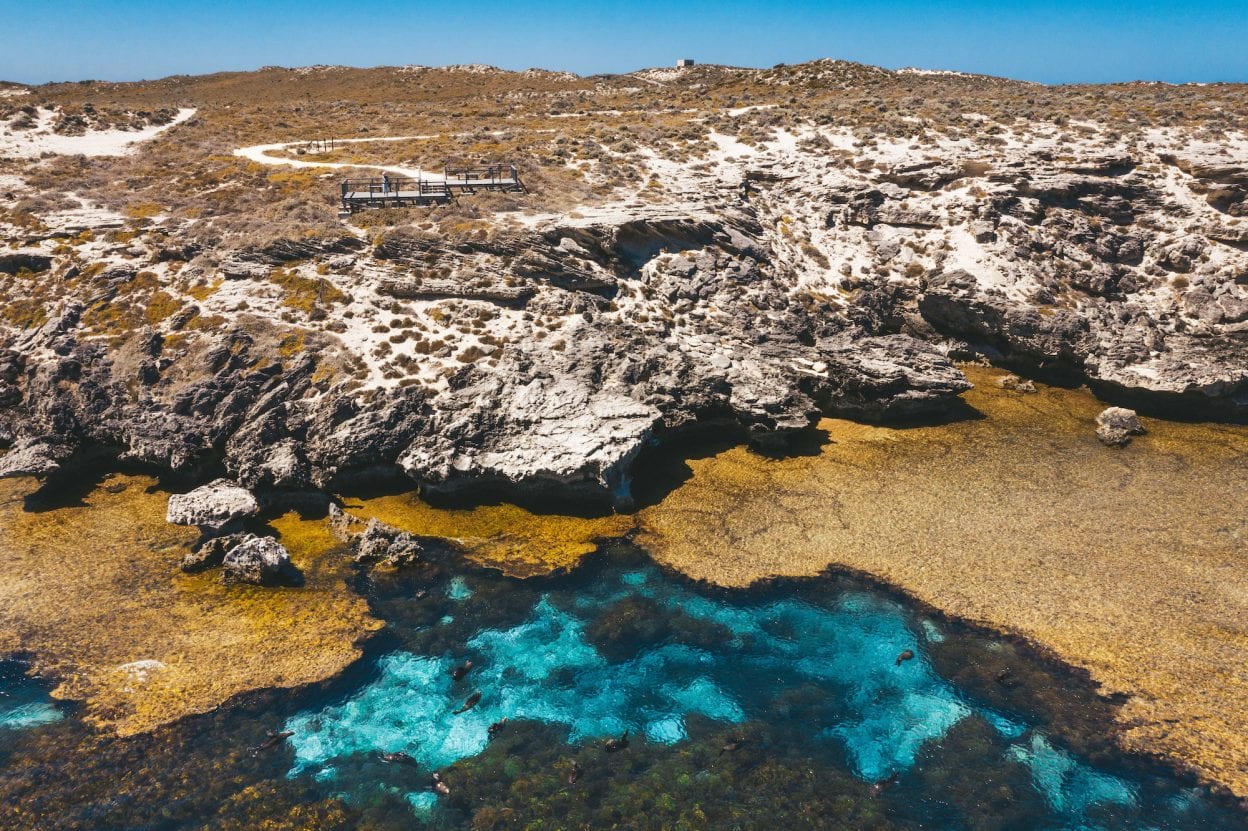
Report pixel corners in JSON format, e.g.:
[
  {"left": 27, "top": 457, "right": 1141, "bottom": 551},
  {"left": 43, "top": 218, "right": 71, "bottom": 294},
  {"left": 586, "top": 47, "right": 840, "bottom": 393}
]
[{"left": 676, "top": 58, "right": 695, "bottom": 68}]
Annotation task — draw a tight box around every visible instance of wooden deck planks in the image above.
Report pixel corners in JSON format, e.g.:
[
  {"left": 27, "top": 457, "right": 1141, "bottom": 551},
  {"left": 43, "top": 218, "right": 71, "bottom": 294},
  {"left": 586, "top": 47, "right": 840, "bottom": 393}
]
[{"left": 339, "top": 164, "right": 525, "bottom": 212}]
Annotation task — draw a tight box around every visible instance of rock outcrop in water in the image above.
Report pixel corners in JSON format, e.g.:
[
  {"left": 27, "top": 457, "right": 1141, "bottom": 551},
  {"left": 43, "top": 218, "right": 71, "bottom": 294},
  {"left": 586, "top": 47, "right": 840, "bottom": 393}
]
[
  {"left": 221, "top": 534, "right": 295, "bottom": 585},
  {"left": 1095, "top": 407, "right": 1145, "bottom": 447},
  {"left": 166, "top": 479, "right": 259, "bottom": 533},
  {"left": 328, "top": 504, "right": 452, "bottom": 567}
]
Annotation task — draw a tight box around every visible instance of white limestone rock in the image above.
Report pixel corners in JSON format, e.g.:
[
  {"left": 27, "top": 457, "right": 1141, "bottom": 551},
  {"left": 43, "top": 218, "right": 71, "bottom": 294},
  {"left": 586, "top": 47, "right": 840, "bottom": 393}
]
[
  {"left": 166, "top": 479, "right": 259, "bottom": 533},
  {"left": 1095, "top": 407, "right": 1145, "bottom": 447},
  {"left": 222, "top": 535, "right": 292, "bottom": 585}
]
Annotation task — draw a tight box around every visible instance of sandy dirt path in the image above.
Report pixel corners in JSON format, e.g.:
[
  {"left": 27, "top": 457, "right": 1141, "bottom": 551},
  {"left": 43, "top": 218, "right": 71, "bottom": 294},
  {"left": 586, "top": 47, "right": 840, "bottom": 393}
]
[{"left": 233, "top": 135, "right": 439, "bottom": 180}]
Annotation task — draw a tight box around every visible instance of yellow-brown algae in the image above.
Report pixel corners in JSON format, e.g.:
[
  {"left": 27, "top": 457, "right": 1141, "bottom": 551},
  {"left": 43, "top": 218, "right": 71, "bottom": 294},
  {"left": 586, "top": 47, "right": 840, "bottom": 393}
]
[
  {"left": 0, "top": 475, "right": 381, "bottom": 736},
  {"left": 638, "top": 365, "right": 1248, "bottom": 796},
  {"left": 340, "top": 492, "right": 633, "bottom": 577}
]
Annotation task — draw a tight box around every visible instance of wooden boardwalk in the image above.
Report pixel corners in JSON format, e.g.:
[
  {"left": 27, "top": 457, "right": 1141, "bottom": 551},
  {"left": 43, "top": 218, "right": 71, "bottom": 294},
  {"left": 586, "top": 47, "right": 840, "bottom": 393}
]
[{"left": 340, "top": 164, "right": 525, "bottom": 213}]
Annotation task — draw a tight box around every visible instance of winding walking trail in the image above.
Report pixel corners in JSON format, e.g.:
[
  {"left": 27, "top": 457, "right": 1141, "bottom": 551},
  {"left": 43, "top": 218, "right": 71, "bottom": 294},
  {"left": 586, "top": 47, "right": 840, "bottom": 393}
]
[{"left": 232, "top": 135, "right": 436, "bottom": 179}]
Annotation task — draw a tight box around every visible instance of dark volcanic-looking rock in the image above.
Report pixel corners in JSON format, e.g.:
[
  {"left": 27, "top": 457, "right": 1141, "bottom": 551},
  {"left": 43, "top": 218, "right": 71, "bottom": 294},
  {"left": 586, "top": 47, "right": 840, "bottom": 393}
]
[{"left": 0, "top": 253, "right": 53, "bottom": 275}]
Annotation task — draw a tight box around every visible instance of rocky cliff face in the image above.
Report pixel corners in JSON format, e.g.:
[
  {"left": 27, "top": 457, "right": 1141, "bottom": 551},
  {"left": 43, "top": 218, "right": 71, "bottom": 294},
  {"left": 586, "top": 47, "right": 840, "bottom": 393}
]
[
  {"left": 0, "top": 212, "right": 970, "bottom": 508},
  {"left": 1, "top": 62, "right": 1245, "bottom": 506}
]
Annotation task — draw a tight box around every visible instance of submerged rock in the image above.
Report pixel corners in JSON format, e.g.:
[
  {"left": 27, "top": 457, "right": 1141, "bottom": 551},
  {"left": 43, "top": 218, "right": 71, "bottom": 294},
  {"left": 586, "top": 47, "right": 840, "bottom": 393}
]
[
  {"left": 997, "top": 374, "right": 1037, "bottom": 393},
  {"left": 180, "top": 532, "right": 246, "bottom": 573},
  {"left": 222, "top": 535, "right": 295, "bottom": 585},
  {"left": 327, "top": 504, "right": 440, "bottom": 568},
  {"left": 166, "top": 479, "right": 259, "bottom": 533},
  {"left": 1095, "top": 407, "right": 1145, "bottom": 447},
  {"left": 327, "top": 502, "right": 362, "bottom": 541}
]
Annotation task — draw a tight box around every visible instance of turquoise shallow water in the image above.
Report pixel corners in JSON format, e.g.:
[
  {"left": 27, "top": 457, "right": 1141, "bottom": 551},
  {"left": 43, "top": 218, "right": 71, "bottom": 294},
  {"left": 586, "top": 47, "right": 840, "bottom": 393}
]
[
  {"left": 282, "top": 554, "right": 1233, "bottom": 830},
  {"left": 0, "top": 547, "right": 1242, "bottom": 829},
  {"left": 0, "top": 660, "right": 63, "bottom": 732}
]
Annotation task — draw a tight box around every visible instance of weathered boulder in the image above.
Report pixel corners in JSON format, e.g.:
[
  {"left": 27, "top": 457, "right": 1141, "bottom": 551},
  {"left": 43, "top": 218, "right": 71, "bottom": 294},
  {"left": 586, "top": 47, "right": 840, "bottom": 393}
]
[
  {"left": 166, "top": 479, "right": 259, "bottom": 533},
  {"left": 1095, "top": 407, "right": 1145, "bottom": 447},
  {"left": 222, "top": 535, "right": 293, "bottom": 585},
  {"left": 0, "top": 439, "right": 75, "bottom": 478},
  {"left": 180, "top": 532, "right": 247, "bottom": 573},
  {"left": 353, "top": 518, "right": 424, "bottom": 567},
  {"left": 401, "top": 376, "right": 660, "bottom": 510}
]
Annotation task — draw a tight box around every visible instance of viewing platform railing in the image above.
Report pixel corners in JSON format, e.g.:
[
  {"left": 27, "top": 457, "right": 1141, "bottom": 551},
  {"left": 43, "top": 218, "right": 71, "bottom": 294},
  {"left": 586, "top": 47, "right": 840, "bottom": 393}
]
[{"left": 339, "top": 161, "right": 525, "bottom": 213}]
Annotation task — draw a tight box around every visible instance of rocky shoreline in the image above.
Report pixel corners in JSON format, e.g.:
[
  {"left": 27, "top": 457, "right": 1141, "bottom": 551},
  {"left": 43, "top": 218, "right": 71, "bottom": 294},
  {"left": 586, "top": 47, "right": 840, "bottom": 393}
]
[
  {"left": 0, "top": 212, "right": 980, "bottom": 511},
  {"left": 1, "top": 200, "right": 1242, "bottom": 512},
  {"left": 1, "top": 59, "right": 1247, "bottom": 804}
]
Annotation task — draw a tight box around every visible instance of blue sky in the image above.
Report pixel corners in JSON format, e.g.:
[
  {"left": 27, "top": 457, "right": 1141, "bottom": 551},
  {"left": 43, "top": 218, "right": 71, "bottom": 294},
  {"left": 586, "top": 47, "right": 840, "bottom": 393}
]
[{"left": 2, "top": 0, "right": 1246, "bottom": 85}]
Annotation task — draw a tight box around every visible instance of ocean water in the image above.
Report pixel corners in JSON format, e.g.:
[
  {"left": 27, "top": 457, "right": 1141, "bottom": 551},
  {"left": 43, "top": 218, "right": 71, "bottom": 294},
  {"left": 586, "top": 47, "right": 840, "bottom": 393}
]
[
  {"left": 0, "top": 660, "right": 63, "bottom": 733},
  {"left": 279, "top": 552, "right": 1241, "bottom": 830},
  {"left": 0, "top": 547, "right": 1242, "bottom": 829}
]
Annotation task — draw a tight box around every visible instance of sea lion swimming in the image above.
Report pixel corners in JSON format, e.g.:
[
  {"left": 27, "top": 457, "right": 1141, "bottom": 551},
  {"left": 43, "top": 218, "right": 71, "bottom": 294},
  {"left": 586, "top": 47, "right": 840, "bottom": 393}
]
[
  {"left": 378, "top": 751, "right": 419, "bottom": 766},
  {"left": 603, "top": 731, "right": 630, "bottom": 753},
  {"left": 249, "top": 729, "right": 294, "bottom": 755},
  {"left": 414, "top": 589, "right": 428, "bottom": 600},
  {"left": 431, "top": 772, "right": 451, "bottom": 796},
  {"left": 895, "top": 649, "right": 915, "bottom": 666},
  {"left": 487, "top": 717, "right": 509, "bottom": 739},
  {"left": 567, "top": 760, "right": 583, "bottom": 785},
  {"left": 720, "top": 736, "right": 746, "bottom": 755},
  {"left": 871, "top": 771, "right": 900, "bottom": 797},
  {"left": 453, "top": 690, "right": 482, "bottom": 714},
  {"left": 451, "top": 659, "right": 474, "bottom": 681}
]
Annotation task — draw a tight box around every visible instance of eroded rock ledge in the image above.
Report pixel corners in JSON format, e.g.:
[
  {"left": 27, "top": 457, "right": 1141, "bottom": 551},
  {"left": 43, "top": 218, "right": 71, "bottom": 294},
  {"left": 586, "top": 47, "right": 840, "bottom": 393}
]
[{"left": 0, "top": 214, "right": 971, "bottom": 508}]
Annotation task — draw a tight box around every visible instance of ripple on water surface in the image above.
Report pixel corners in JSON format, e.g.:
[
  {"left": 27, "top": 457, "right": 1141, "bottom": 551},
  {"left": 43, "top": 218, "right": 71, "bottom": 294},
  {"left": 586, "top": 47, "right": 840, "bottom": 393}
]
[
  {"left": 283, "top": 555, "right": 1235, "bottom": 829},
  {"left": 0, "top": 661, "right": 64, "bottom": 734}
]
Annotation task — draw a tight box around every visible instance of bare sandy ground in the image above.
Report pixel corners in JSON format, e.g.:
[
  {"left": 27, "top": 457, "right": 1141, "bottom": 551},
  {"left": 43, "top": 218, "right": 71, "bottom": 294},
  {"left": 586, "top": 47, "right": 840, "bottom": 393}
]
[{"left": 0, "top": 108, "right": 195, "bottom": 159}]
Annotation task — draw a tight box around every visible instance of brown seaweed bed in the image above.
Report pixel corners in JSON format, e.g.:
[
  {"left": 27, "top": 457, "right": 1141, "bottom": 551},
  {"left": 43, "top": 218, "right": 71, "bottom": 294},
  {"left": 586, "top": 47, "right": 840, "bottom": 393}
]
[
  {"left": 2, "top": 544, "right": 1246, "bottom": 830},
  {"left": 637, "top": 366, "right": 1248, "bottom": 798},
  {"left": 0, "top": 364, "right": 1245, "bottom": 825},
  {"left": 0, "top": 476, "right": 381, "bottom": 735}
]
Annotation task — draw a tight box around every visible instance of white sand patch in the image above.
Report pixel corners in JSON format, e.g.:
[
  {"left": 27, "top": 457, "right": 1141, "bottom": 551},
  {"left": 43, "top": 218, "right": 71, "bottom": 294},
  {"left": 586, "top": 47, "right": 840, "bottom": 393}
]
[
  {"left": 706, "top": 131, "right": 759, "bottom": 163},
  {"left": 897, "top": 67, "right": 973, "bottom": 78},
  {"left": 631, "top": 67, "right": 686, "bottom": 85},
  {"left": 445, "top": 64, "right": 503, "bottom": 74},
  {"left": 942, "top": 226, "right": 1024, "bottom": 298},
  {"left": 233, "top": 130, "right": 534, "bottom": 181},
  {"left": 726, "top": 104, "right": 776, "bottom": 117},
  {"left": 763, "top": 128, "right": 804, "bottom": 156},
  {"left": 291, "top": 65, "right": 349, "bottom": 75},
  {"left": 0, "top": 108, "right": 195, "bottom": 159}
]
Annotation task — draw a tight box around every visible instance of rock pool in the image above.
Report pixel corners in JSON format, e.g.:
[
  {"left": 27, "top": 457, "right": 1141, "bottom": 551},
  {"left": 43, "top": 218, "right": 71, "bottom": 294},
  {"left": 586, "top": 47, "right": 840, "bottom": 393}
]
[{"left": 4, "top": 544, "right": 1238, "bottom": 829}]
